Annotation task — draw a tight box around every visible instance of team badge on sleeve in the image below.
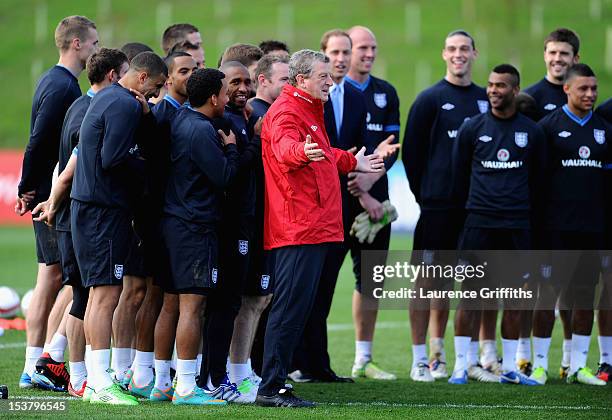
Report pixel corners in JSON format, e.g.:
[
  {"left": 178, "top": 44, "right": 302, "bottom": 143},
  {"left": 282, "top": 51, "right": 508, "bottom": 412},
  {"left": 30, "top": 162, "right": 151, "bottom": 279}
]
[
  {"left": 114, "top": 264, "right": 124, "bottom": 280},
  {"left": 238, "top": 240, "right": 249, "bottom": 256},
  {"left": 477, "top": 100, "right": 489, "bottom": 113},
  {"left": 514, "top": 132, "right": 528, "bottom": 148},
  {"left": 374, "top": 93, "right": 387, "bottom": 108},
  {"left": 261, "top": 275, "right": 270, "bottom": 290},
  {"left": 594, "top": 129, "right": 606, "bottom": 144}
]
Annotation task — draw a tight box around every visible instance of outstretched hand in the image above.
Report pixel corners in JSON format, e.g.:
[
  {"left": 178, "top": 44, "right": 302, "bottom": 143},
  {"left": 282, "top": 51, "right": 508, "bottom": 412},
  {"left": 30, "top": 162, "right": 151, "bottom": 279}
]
[
  {"left": 304, "top": 134, "right": 325, "bottom": 162},
  {"left": 354, "top": 147, "right": 384, "bottom": 173},
  {"left": 375, "top": 134, "right": 400, "bottom": 159}
]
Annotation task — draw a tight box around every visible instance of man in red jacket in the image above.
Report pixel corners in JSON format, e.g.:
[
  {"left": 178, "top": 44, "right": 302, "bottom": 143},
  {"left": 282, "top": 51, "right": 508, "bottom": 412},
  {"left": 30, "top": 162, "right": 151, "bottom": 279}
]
[{"left": 255, "top": 49, "right": 384, "bottom": 408}]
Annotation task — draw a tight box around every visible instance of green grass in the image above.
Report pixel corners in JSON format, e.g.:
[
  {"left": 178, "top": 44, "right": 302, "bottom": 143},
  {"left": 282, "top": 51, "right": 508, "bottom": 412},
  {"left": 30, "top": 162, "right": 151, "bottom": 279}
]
[
  {"left": 0, "top": 0, "right": 610, "bottom": 148},
  {"left": 0, "top": 226, "right": 610, "bottom": 418}
]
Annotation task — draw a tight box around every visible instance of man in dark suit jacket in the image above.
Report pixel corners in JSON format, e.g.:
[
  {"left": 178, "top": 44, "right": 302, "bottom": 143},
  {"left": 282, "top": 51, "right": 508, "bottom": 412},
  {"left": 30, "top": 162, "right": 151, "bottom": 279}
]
[{"left": 290, "top": 29, "right": 369, "bottom": 383}]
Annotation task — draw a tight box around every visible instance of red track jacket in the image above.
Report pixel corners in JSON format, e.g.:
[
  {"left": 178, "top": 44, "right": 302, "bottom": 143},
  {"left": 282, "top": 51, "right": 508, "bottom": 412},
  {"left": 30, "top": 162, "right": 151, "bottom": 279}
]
[{"left": 261, "top": 84, "right": 357, "bottom": 250}]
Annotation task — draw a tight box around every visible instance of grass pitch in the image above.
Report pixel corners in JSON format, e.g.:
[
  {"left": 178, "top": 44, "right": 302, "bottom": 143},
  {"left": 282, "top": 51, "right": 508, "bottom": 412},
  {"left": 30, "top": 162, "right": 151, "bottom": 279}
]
[{"left": 0, "top": 226, "right": 610, "bottom": 418}]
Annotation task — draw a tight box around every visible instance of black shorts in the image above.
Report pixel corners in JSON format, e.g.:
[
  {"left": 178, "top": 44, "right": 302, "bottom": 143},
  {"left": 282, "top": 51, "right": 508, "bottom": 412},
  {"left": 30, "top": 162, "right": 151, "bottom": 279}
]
[
  {"left": 544, "top": 231, "right": 602, "bottom": 304},
  {"left": 245, "top": 250, "right": 275, "bottom": 296},
  {"left": 411, "top": 209, "right": 464, "bottom": 265},
  {"left": 219, "top": 221, "right": 253, "bottom": 294},
  {"left": 124, "top": 226, "right": 149, "bottom": 278},
  {"left": 71, "top": 200, "right": 131, "bottom": 288},
  {"left": 56, "top": 230, "right": 81, "bottom": 287},
  {"left": 458, "top": 226, "right": 531, "bottom": 290},
  {"left": 33, "top": 218, "right": 60, "bottom": 265},
  {"left": 161, "top": 216, "right": 219, "bottom": 295}
]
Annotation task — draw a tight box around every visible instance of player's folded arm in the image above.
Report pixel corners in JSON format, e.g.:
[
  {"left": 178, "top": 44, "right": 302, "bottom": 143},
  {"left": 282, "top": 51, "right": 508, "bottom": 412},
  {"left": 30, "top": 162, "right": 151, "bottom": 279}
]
[{"left": 191, "top": 123, "right": 239, "bottom": 189}]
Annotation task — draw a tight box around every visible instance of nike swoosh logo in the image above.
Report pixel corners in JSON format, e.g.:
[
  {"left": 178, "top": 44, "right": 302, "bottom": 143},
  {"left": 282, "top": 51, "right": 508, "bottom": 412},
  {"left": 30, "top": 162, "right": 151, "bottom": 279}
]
[{"left": 503, "top": 375, "right": 520, "bottom": 384}]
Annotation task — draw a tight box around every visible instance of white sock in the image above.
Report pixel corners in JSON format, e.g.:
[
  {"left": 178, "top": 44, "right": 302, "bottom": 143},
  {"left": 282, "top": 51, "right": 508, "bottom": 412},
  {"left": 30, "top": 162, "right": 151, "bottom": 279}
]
[
  {"left": 501, "top": 339, "right": 518, "bottom": 373},
  {"left": 130, "top": 348, "right": 136, "bottom": 364},
  {"left": 45, "top": 333, "right": 67, "bottom": 362},
  {"left": 429, "top": 337, "right": 446, "bottom": 362},
  {"left": 411, "top": 344, "right": 428, "bottom": 368},
  {"left": 247, "top": 358, "right": 253, "bottom": 373},
  {"left": 69, "top": 361, "right": 87, "bottom": 390},
  {"left": 598, "top": 336, "right": 612, "bottom": 365},
  {"left": 132, "top": 351, "right": 154, "bottom": 386},
  {"left": 110, "top": 347, "right": 132, "bottom": 381},
  {"left": 23, "top": 346, "right": 43, "bottom": 376},
  {"left": 467, "top": 340, "right": 479, "bottom": 367},
  {"left": 480, "top": 340, "right": 497, "bottom": 367},
  {"left": 206, "top": 374, "right": 214, "bottom": 390},
  {"left": 176, "top": 359, "right": 197, "bottom": 396},
  {"left": 532, "top": 336, "right": 551, "bottom": 370},
  {"left": 171, "top": 346, "right": 177, "bottom": 371},
  {"left": 354, "top": 341, "right": 372, "bottom": 367},
  {"left": 91, "top": 349, "right": 112, "bottom": 392},
  {"left": 453, "top": 336, "right": 471, "bottom": 373},
  {"left": 229, "top": 363, "right": 251, "bottom": 384},
  {"left": 569, "top": 334, "right": 590, "bottom": 375},
  {"left": 154, "top": 359, "right": 172, "bottom": 389},
  {"left": 196, "top": 353, "right": 203, "bottom": 373},
  {"left": 562, "top": 339, "right": 572, "bottom": 367},
  {"left": 85, "top": 345, "right": 92, "bottom": 379},
  {"left": 516, "top": 337, "right": 531, "bottom": 363}
]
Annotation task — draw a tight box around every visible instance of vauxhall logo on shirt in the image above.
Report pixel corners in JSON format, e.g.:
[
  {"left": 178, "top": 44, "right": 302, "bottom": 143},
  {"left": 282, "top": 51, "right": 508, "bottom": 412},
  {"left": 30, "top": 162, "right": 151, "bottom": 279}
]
[
  {"left": 480, "top": 147, "right": 523, "bottom": 169},
  {"left": 561, "top": 145, "right": 602, "bottom": 168}
]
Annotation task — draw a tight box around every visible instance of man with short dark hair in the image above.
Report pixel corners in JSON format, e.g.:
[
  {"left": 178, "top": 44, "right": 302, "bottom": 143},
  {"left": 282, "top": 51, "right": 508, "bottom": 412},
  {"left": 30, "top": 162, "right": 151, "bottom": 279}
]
[
  {"left": 239, "top": 54, "right": 289, "bottom": 380},
  {"left": 161, "top": 67, "right": 237, "bottom": 405},
  {"left": 161, "top": 23, "right": 202, "bottom": 54},
  {"left": 524, "top": 27, "right": 581, "bottom": 378},
  {"left": 32, "top": 48, "right": 129, "bottom": 398},
  {"left": 15, "top": 14, "right": 98, "bottom": 390},
  {"left": 198, "top": 61, "right": 257, "bottom": 402},
  {"left": 450, "top": 64, "right": 546, "bottom": 386},
  {"left": 531, "top": 64, "right": 609, "bottom": 386},
  {"left": 169, "top": 41, "right": 205, "bottom": 69},
  {"left": 147, "top": 51, "right": 197, "bottom": 402},
  {"left": 120, "top": 42, "right": 153, "bottom": 62},
  {"left": 404, "top": 29, "right": 492, "bottom": 383},
  {"left": 71, "top": 51, "right": 167, "bottom": 405},
  {"left": 256, "top": 49, "right": 384, "bottom": 407},
  {"left": 219, "top": 43, "right": 264, "bottom": 84},
  {"left": 525, "top": 28, "right": 580, "bottom": 119},
  {"left": 259, "top": 40, "right": 290, "bottom": 58}
]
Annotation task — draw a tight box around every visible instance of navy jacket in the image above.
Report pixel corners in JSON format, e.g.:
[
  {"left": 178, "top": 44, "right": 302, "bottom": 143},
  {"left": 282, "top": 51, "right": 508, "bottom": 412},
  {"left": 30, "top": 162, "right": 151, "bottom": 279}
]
[
  {"left": 163, "top": 107, "right": 239, "bottom": 226},
  {"left": 19, "top": 66, "right": 81, "bottom": 205},
  {"left": 71, "top": 83, "right": 143, "bottom": 210},
  {"left": 55, "top": 91, "right": 93, "bottom": 232},
  {"left": 452, "top": 111, "right": 547, "bottom": 229},
  {"left": 402, "top": 79, "right": 488, "bottom": 210}
]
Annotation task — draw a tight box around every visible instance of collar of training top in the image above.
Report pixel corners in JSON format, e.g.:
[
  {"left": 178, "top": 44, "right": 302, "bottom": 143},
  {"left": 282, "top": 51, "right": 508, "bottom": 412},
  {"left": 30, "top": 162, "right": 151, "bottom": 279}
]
[{"left": 282, "top": 84, "right": 324, "bottom": 109}]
